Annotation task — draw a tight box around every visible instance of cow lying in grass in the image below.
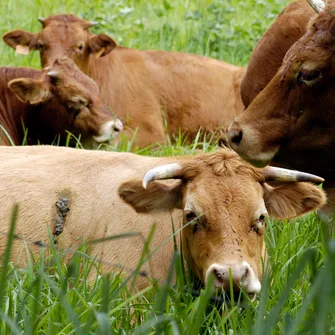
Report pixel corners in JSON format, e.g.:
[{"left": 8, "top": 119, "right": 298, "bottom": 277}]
[
  {"left": 0, "top": 146, "right": 325, "bottom": 299},
  {"left": 0, "top": 57, "right": 122, "bottom": 146},
  {"left": 3, "top": 15, "right": 245, "bottom": 147}
]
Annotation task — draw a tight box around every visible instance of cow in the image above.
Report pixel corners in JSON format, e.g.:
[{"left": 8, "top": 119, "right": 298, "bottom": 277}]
[
  {"left": 227, "top": 0, "right": 335, "bottom": 222},
  {"left": 3, "top": 15, "right": 246, "bottom": 148},
  {"left": 0, "top": 145, "right": 325, "bottom": 298},
  {"left": 0, "top": 57, "right": 122, "bottom": 147},
  {"left": 240, "top": 0, "right": 316, "bottom": 108}
]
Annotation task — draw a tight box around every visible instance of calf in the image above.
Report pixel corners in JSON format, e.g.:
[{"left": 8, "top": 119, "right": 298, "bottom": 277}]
[
  {"left": 3, "top": 15, "right": 245, "bottom": 147},
  {"left": 0, "top": 57, "right": 122, "bottom": 146},
  {"left": 0, "top": 146, "right": 325, "bottom": 297}
]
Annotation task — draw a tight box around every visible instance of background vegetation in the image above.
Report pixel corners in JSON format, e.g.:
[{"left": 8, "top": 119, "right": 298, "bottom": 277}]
[{"left": 1, "top": 0, "right": 335, "bottom": 334}]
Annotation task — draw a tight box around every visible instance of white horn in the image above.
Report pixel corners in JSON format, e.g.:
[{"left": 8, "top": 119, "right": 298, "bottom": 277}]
[
  {"left": 306, "top": 0, "right": 326, "bottom": 13},
  {"left": 47, "top": 70, "right": 59, "bottom": 78},
  {"left": 38, "top": 17, "right": 46, "bottom": 25},
  {"left": 263, "top": 166, "right": 324, "bottom": 183},
  {"left": 142, "top": 163, "right": 183, "bottom": 189},
  {"left": 88, "top": 21, "right": 98, "bottom": 27}
]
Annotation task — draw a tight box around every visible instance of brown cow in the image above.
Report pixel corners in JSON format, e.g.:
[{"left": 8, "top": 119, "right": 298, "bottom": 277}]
[
  {"left": 0, "top": 58, "right": 122, "bottom": 146},
  {"left": 227, "top": 0, "right": 335, "bottom": 221},
  {"left": 3, "top": 15, "right": 246, "bottom": 148},
  {"left": 0, "top": 145, "right": 325, "bottom": 298},
  {"left": 240, "top": 0, "right": 316, "bottom": 108}
]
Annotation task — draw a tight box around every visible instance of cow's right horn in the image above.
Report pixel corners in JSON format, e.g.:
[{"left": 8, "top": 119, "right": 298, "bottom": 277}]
[
  {"left": 142, "top": 163, "right": 183, "bottom": 189},
  {"left": 306, "top": 0, "right": 326, "bottom": 13},
  {"left": 263, "top": 166, "right": 324, "bottom": 183}
]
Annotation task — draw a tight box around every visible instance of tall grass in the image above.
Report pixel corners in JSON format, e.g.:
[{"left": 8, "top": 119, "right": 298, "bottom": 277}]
[{"left": 1, "top": 0, "right": 334, "bottom": 334}]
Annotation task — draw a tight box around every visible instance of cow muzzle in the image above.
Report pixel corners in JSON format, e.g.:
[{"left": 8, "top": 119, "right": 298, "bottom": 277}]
[
  {"left": 227, "top": 121, "right": 278, "bottom": 167},
  {"left": 205, "top": 261, "right": 261, "bottom": 301},
  {"left": 93, "top": 119, "right": 123, "bottom": 143}
]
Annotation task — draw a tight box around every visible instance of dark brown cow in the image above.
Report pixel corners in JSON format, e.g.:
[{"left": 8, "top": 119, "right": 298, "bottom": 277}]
[
  {"left": 241, "top": 0, "right": 316, "bottom": 108},
  {"left": 0, "top": 58, "right": 122, "bottom": 146},
  {"left": 227, "top": 0, "right": 335, "bottom": 221},
  {"left": 3, "top": 15, "right": 246, "bottom": 147}
]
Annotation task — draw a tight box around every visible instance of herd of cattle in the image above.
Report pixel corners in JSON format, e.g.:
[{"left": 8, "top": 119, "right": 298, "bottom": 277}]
[{"left": 0, "top": 0, "right": 333, "bottom": 300}]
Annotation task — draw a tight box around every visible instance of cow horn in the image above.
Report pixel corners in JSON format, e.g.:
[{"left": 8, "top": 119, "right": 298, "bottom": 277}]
[
  {"left": 47, "top": 70, "right": 59, "bottom": 78},
  {"left": 263, "top": 166, "right": 324, "bottom": 183},
  {"left": 306, "top": 0, "right": 326, "bottom": 13},
  {"left": 142, "top": 163, "right": 184, "bottom": 189},
  {"left": 38, "top": 17, "right": 46, "bottom": 25},
  {"left": 89, "top": 21, "right": 98, "bottom": 26}
]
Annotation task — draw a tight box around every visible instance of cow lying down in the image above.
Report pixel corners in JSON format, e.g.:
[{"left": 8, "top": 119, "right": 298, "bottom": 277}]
[
  {"left": 0, "top": 146, "right": 325, "bottom": 299},
  {"left": 0, "top": 57, "right": 122, "bottom": 147}
]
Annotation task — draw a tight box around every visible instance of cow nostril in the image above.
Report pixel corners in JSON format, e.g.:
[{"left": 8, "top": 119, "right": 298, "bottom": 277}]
[
  {"left": 231, "top": 130, "right": 243, "bottom": 144},
  {"left": 214, "top": 269, "right": 224, "bottom": 279},
  {"left": 112, "top": 120, "right": 123, "bottom": 133}
]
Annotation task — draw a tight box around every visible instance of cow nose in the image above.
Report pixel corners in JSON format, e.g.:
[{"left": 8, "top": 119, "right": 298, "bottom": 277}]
[
  {"left": 227, "top": 122, "right": 243, "bottom": 145},
  {"left": 93, "top": 119, "right": 123, "bottom": 143},
  {"left": 206, "top": 262, "right": 261, "bottom": 300},
  {"left": 112, "top": 119, "right": 123, "bottom": 135}
]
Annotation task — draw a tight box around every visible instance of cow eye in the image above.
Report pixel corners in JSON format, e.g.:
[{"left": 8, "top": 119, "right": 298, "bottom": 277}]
[
  {"left": 297, "top": 69, "right": 322, "bottom": 86},
  {"left": 185, "top": 210, "right": 197, "bottom": 223},
  {"left": 251, "top": 214, "right": 266, "bottom": 235}
]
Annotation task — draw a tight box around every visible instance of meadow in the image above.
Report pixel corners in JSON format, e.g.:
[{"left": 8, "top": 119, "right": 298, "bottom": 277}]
[{"left": 0, "top": 0, "right": 335, "bottom": 334}]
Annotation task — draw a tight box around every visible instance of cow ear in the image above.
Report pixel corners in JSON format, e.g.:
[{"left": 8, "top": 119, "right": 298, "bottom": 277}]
[
  {"left": 3, "top": 30, "right": 38, "bottom": 54},
  {"left": 87, "top": 34, "right": 117, "bottom": 58},
  {"left": 8, "top": 78, "right": 52, "bottom": 105},
  {"left": 263, "top": 182, "right": 326, "bottom": 219},
  {"left": 118, "top": 179, "right": 183, "bottom": 213}
]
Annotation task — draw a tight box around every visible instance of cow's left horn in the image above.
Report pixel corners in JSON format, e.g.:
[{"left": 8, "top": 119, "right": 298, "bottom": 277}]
[
  {"left": 306, "top": 0, "right": 326, "bottom": 13},
  {"left": 263, "top": 166, "right": 324, "bottom": 183},
  {"left": 38, "top": 17, "right": 46, "bottom": 25},
  {"left": 142, "top": 163, "right": 183, "bottom": 189},
  {"left": 47, "top": 70, "right": 59, "bottom": 78},
  {"left": 88, "top": 21, "right": 98, "bottom": 27}
]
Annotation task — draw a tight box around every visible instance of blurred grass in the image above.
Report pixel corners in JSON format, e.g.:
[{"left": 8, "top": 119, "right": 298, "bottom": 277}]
[{"left": 1, "top": 0, "right": 334, "bottom": 334}]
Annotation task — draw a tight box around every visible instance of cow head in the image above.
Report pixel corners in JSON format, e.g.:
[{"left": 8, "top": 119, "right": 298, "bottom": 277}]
[
  {"left": 8, "top": 58, "right": 122, "bottom": 146},
  {"left": 118, "top": 150, "right": 326, "bottom": 299},
  {"left": 3, "top": 15, "right": 117, "bottom": 73},
  {"left": 228, "top": 0, "right": 334, "bottom": 170}
]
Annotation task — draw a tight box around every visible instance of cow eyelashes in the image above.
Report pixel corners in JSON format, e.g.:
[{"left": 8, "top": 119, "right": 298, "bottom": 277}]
[
  {"left": 296, "top": 68, "right": 322, "bottom": 86},
  {"left": 251, "top": 214, "right": 266, "bottom": 235}
]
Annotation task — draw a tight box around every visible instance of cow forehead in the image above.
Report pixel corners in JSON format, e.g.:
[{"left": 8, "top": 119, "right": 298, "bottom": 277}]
[
  {"left": 184, "top": 174, "right": 265, "bottom": 221},
  {"left": 40, "top": 23, "right": 89, "bottom": 44}
]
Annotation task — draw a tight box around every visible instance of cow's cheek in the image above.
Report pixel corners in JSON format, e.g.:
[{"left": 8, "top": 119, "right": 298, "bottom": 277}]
[
  {"left": 184, "top": 228, "right": 210, "bottom": 282},
  {"left": 244, "top": 233, "right": 264, "bottom": 280}
]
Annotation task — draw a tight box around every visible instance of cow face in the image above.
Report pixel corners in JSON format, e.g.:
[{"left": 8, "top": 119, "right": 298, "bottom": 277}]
[
  {"left": 3, "top": 15, "right": 117, "bottom": 73},
  {"left": 8, "top": 58, "right": 122, "bottom": 146},
  {"left": 118, "top": 150, "right": 326, "bottom": 299},
  {"left": 228, "top": 5, "right": 335, "bottom": 170}
]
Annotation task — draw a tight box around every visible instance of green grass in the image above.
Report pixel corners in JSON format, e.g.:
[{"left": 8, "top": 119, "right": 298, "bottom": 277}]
[{"left": 1, "top": 0, "right": 335, "bottom": 334}]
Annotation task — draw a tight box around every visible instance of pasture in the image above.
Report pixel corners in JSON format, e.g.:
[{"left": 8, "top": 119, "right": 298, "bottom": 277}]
[{"left": 0, "top": 0, "right": 334, "bottom": 334}]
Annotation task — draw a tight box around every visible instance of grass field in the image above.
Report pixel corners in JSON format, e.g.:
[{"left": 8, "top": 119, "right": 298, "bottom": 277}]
[{"left": 1, "top": 0, "right": 335, "bottom": 334}]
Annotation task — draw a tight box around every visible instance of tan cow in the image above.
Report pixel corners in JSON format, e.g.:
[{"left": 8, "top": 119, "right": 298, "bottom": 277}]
[
  {"left": 0, "top": 146, "right": 325, "bottom": 298},
  {"left": 0, "top": 57, "right": 122, "bottom": 147},
  {"left": 228, "top": 0, "right": 335, "bottom": 221},
  {"left": 3, "top": 15, "right": 246, "bottom": 148},
  {"left": 240, "top": 0, "right": 316, "bottom": 108}
]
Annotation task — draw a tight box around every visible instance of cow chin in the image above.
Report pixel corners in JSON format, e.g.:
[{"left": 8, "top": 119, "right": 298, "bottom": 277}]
[{"left": 205, "top": 262, "right": 261, "bottom": 301}]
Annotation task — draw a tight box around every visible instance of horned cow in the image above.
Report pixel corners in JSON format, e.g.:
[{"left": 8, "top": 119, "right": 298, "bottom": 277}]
[{"left": 0, "top": 145, "right": 325, "bottom": 298}]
